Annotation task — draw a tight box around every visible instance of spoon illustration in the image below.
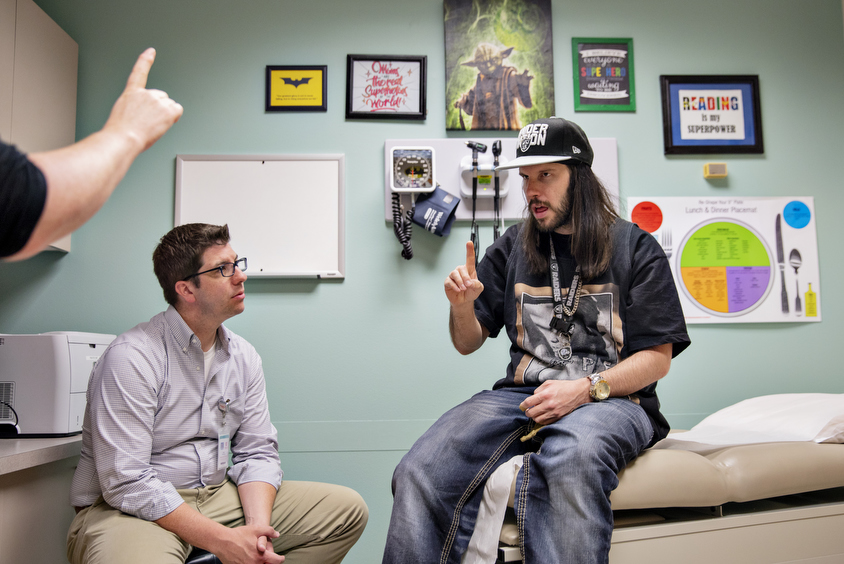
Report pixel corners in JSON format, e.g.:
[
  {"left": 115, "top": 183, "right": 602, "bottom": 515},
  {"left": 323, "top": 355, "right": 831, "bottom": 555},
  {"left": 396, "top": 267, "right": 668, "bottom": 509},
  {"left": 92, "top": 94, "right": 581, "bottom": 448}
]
[{"left": 789, "top": 249, "right": 802, "bottom": 316}]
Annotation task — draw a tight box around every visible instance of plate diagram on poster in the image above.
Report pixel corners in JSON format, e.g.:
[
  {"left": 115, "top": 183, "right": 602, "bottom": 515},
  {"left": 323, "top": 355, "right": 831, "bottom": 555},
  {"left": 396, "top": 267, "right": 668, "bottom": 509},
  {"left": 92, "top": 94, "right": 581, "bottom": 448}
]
[{"left": 627, "top": 197, "right": 820, "bottom": 324}]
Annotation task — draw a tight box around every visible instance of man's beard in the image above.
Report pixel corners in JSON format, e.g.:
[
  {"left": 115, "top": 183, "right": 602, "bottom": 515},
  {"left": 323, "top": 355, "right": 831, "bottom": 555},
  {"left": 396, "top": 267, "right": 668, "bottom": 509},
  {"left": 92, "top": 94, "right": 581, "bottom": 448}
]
[{"left": 528, "top": 195, "right": 571, "bottom": 233}]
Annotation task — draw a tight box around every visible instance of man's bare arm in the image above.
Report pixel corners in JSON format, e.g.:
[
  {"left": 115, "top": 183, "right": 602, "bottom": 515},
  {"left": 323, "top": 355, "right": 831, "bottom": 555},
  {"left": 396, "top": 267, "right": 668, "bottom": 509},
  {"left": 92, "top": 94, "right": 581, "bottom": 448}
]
[
  {"left": 445, "top": 241, "right": 488, "bottom": 354},
  {"left": 7, "top": 48, "right": 183, "bottom": 261},
  {"left": 156, "top": 500, "right": 282, "bottom": 564},
  {"left": 519, "top": 343, "right": 673, "bottom": 426}
]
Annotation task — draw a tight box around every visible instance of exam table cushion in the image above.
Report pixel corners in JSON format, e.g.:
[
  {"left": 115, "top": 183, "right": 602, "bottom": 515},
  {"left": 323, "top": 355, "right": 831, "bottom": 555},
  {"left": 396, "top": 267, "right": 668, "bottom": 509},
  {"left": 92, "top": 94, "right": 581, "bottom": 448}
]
[{"left": 504, "top": 394, "right": 844, "bottom": 511}]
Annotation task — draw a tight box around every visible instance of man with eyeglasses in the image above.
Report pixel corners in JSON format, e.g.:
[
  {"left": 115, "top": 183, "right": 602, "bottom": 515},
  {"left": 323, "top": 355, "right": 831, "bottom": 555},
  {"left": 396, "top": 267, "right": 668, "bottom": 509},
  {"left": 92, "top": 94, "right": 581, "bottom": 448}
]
[{"left": 67, "top": 223, "right": 368, "bottom": 564}]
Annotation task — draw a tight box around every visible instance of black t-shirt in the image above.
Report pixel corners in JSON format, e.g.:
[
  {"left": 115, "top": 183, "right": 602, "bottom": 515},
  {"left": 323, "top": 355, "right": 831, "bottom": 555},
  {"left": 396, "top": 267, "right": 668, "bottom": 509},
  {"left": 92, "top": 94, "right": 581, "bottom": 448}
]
[
  {"left": 474, "top": 219, "right": 691, "bottom": 443},
  {"left": 0, "top": 140, "right": 47, "bottom": 258}
]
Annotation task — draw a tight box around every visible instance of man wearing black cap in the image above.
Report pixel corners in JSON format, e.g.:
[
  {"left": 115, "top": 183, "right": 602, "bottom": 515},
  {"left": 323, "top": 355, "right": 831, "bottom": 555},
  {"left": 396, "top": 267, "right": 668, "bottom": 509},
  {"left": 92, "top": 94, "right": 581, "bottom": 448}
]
[{"left": 383, "top": 117, "right": 690, "bottom": 563}]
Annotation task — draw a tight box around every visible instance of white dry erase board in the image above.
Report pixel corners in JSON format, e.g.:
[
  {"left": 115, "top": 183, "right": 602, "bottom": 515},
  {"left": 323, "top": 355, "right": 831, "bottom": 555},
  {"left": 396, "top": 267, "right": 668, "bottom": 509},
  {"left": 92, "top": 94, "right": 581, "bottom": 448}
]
[{"left": 175, "top": 154, "right": 345, "bottom": 278}]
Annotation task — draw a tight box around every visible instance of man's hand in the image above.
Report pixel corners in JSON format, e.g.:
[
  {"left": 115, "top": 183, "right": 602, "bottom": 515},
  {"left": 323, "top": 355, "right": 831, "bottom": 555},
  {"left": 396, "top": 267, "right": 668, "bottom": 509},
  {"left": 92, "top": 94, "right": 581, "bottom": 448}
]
[
  {"left": 102, "top": 47, "right": 184, "bottom": 154},
  {"left": 156, "top": 504, "right": 282, "bottom": 564},
  {"left": 215, "top": 524, "right": 283, "bottom": 564},
  {"left": 8, "top": 48, "right": 184, "bottom": 261},
  {"left": 519, "top": 378, "right": 591, "bottom": 426},
  {"left": 446, "top": 241, "right": 488, "bottom": 355},
  {"left": 445, "top": 241, "right": 485, "bottom": 307}
]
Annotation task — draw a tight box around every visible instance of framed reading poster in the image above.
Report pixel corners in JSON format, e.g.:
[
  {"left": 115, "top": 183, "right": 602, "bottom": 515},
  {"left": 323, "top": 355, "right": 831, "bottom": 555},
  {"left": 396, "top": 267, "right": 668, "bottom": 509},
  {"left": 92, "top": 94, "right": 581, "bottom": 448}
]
[
  {"left": 265, "top": 65, "right": 327, "bottom": 112},
  {"left": 572, "top": 37, "right": 635, "bottom": 112},
  {"left": 345, "top": 55, "right": 427, "bottom": 120},
  {"left": 660, "top": 74, "right": 764, "bottom": 154}
]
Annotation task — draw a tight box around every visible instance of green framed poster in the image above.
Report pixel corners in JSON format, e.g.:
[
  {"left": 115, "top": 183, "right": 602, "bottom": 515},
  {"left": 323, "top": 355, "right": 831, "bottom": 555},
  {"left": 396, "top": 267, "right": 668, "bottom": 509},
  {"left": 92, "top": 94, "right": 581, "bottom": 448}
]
[{"left": 572, "top": 37, "right": 635, "bottom": 112}]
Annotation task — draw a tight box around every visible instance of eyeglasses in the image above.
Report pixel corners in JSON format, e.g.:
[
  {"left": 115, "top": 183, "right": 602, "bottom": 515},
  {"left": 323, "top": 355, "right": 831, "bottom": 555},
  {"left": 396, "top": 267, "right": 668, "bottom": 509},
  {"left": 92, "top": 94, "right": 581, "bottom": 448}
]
[{"left": 182, "top": 257, "right": 247, "bottom": 281}]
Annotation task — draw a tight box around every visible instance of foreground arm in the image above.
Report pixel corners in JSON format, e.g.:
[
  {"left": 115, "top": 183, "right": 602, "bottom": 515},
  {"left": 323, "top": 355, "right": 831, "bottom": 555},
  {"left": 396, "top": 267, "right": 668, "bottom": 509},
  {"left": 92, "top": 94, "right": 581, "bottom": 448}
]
[
  {"left": 445, "top": 241, "right": 489, "bottom": 354},
  {"left": 7, "top": 48, "right": 183, "bottom": 260},
  {"left": 156, "top": 500, "right": 282, "bottom": 564},
  {"left": 519, "top": 343, "right": 673, "bottom": 425},
  {"left": 238, "top": 481, "right": 281, "bottom": 561}
]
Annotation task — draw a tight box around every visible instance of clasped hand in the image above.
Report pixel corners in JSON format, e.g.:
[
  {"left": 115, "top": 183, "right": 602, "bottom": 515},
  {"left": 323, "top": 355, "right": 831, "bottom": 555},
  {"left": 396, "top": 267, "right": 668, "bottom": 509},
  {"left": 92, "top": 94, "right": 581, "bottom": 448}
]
[{"left": 218, "top": 524, "right": 283, "bottom": 564}]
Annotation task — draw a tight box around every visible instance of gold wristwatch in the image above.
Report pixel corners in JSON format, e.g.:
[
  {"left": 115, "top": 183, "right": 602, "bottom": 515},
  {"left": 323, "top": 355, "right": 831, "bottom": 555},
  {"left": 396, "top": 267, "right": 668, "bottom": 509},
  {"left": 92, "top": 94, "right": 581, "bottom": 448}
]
[{"left": 588, "top": 374, "right": 610, "bottom": 401}]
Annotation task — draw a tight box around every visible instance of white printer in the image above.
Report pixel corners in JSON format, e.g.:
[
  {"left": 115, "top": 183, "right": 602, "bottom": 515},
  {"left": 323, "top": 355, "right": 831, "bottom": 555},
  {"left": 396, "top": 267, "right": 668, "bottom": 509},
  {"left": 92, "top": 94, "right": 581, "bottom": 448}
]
[{"left": 0, "top": 332, "right": 115, "bottom": 437}]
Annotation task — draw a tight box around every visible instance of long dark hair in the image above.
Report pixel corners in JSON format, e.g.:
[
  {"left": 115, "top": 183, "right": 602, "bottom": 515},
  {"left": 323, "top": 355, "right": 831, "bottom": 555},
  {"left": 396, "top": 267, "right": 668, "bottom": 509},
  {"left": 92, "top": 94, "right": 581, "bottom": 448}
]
[{"left": 520, "top": 163, "right": 618, "bottom": 280}]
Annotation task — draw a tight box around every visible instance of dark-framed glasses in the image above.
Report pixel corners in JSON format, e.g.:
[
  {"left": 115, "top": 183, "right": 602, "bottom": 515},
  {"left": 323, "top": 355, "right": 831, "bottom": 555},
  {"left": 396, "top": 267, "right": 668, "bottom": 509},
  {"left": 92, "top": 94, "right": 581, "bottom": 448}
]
[{"left": 182, "top": 257, "right": 247, "bottom": 281}]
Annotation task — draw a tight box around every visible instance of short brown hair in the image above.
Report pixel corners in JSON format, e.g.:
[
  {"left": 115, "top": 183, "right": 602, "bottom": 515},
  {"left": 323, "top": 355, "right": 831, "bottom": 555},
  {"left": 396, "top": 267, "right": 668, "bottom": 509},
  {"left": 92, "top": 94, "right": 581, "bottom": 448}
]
[{"left": 152, "top": 223, "right": 230, "bottom": 306}]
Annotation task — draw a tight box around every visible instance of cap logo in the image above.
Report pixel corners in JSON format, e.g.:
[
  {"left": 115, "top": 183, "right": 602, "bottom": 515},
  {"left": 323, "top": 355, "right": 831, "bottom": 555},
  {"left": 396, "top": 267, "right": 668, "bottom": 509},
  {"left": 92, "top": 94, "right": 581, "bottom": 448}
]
[
  {"left": 519, "top": 123, "right": 549, "bottom": 152},
  {"left": 572, "top": 146, "right": 581, "bottom": 154}
]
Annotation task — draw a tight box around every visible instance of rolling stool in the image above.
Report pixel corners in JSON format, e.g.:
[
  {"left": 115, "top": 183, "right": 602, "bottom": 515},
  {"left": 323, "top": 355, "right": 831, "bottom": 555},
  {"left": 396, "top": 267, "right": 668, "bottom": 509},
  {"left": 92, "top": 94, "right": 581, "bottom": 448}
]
[{"left": 185, "top": 548, "right": 222, "bottom": 564}]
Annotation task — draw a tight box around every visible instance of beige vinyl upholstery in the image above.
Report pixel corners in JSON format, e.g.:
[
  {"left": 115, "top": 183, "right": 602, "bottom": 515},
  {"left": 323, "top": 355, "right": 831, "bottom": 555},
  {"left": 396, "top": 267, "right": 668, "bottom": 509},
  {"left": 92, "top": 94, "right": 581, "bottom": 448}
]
[{"left": 506, "top": 441, "right": 844, "bottom": 512}]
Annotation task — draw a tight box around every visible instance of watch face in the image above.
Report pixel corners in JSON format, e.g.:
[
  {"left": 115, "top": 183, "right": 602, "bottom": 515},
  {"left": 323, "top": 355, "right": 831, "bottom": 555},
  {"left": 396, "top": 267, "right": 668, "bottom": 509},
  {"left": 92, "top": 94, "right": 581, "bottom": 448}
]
[
  {"left": 392, "top": 148, "right": 434, "bottom": 190},
  {"left": 592, "top": 380, "right": 610, "bottom": 401}
]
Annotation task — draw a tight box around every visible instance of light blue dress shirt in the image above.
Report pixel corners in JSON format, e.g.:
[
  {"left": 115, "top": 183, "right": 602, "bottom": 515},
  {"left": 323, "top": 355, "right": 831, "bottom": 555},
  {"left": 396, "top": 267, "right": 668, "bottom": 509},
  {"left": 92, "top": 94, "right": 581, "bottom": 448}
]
[{"left": 70, "top": 306, "right": 281, "bottom": 521}]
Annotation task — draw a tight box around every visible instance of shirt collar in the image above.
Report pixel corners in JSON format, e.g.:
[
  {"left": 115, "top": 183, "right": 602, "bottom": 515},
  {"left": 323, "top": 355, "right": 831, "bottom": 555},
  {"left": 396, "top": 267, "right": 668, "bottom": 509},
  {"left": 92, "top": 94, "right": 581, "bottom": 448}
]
[{"left": 163, "top": 305, "right": 233, "bottom": 355}]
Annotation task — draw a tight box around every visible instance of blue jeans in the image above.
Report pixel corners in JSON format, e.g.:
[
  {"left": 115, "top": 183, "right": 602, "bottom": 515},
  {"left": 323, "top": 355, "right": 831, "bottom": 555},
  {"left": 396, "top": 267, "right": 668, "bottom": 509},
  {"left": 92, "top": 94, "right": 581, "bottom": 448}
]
[{"left": 382, "top": 387, "right": 653, "bottom": 564}]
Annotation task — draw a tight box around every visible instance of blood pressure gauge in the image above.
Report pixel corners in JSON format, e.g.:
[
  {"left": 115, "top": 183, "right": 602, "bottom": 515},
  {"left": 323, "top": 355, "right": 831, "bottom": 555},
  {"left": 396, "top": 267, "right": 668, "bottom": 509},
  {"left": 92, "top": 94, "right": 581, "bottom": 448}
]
[{"left": 390, "top": 146, "right": 436, "bottom": 193}]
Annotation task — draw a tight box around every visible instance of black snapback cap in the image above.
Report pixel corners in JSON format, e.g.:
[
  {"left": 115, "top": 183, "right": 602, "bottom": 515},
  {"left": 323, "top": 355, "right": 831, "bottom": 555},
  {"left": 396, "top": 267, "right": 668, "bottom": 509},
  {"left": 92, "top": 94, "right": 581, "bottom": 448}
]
[{"left": 496, "top": 117, "right": 594, "bottom": 170}]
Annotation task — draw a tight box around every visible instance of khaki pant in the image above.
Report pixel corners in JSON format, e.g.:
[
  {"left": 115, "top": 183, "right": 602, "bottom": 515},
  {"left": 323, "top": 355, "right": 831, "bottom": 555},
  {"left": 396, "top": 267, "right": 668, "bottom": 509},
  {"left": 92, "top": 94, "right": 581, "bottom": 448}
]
[{"left": 67, "top": 480, "right": 368, "bottom": 564}]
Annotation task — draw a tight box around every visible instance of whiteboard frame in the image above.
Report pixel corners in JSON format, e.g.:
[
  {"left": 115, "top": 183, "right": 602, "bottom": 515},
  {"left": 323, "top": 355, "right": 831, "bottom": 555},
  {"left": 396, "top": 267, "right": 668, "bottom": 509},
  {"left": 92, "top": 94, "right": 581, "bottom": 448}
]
[{"left": 175, "top": 154, "right": 345, "bottom": 279}]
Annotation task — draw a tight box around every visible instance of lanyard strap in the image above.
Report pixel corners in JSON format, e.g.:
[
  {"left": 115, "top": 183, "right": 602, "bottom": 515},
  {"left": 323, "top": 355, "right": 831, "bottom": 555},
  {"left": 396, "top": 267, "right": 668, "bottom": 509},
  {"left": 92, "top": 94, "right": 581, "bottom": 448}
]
[{"left": 549, "top": 236, "right": 582, "bottom": 334}]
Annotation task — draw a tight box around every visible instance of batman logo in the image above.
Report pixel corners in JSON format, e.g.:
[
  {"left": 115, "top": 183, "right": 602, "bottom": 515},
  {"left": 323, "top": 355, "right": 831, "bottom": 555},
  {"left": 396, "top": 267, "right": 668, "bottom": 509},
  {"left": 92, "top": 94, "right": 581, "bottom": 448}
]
[{"left": 282, "top": 77, "right": 312, "bottom": 88}]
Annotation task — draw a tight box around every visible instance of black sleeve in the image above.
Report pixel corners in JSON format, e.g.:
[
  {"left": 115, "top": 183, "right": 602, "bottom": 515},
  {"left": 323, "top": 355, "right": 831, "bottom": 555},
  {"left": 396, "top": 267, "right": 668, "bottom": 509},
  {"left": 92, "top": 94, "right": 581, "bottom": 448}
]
[
  {"left": 624, "top": 226, "right": 691, "bottom": 358},
  {"left": 474, "top": 225, "right": 520, "bottom": 338},
  {"left": 0, "top": 140, "right": 47, "bottom": 258}
]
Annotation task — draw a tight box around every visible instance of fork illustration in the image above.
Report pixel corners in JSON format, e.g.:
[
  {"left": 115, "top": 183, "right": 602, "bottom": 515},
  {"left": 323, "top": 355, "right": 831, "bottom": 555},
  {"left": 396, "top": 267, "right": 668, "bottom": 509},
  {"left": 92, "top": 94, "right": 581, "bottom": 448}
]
[{"left": 661, "top": 229, "right": 673, "bottom": 259}]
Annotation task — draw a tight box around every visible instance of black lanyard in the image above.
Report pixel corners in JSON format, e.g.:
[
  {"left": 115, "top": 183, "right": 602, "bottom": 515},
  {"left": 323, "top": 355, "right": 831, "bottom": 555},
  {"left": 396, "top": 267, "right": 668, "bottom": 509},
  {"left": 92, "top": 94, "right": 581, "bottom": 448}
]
[{"left": 549, "top": 236, "right": 582, "bottom": 339}]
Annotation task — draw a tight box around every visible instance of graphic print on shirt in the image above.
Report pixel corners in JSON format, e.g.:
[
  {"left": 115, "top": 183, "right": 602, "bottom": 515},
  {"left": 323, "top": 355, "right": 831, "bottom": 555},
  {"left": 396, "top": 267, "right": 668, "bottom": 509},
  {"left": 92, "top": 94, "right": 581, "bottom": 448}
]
[{"left": 514, "top": 282, "right": 622, "bottom": 384}]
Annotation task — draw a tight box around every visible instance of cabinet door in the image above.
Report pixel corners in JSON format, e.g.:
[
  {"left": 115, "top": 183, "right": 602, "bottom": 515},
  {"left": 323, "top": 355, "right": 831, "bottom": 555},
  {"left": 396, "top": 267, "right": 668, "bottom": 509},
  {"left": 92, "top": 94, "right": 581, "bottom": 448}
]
[
  {"left": 10, "top": 0, "right": 78, "bottom": 154},
  {"left": 0, "top": 0, "right": 15, "bottom": 139},
  {"left": 10, "top": 0, "right": 78, "bottom": 252}
]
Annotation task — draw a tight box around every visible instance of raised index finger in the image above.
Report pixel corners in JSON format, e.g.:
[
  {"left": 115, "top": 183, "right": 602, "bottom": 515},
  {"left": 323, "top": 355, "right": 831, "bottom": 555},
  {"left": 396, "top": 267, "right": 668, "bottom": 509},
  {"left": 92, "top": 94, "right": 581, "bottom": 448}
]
[
  {"left": 124, "top": 48, "right": 156, "bottom": 91},
  {"left": 465, "top": 241, "right": 476, "bottom": 276}
]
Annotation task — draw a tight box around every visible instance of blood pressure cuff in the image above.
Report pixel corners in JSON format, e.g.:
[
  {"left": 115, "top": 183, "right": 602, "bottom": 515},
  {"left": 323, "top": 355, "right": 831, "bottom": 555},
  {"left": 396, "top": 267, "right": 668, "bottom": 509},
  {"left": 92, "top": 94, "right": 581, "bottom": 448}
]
[
  {"left": 412, "top": 187, "right": 460, "bottom": 237},
  {"left": 0, "top": 141, "right": 47, "bottom": 258}
]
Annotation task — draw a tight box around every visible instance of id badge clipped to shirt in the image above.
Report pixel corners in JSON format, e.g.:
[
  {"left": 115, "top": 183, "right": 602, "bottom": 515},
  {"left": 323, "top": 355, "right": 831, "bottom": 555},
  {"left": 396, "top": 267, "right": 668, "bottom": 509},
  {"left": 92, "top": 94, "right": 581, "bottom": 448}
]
[{"left": 217, "top": 398, "right": 231, "bottom": 470}]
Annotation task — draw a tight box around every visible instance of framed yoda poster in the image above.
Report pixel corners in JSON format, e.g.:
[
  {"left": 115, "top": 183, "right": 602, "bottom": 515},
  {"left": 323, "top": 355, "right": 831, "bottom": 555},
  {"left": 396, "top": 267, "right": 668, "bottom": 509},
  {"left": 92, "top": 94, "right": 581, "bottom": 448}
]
[{"left": 444, "top": 0, "right": 555, "bottom": 131}]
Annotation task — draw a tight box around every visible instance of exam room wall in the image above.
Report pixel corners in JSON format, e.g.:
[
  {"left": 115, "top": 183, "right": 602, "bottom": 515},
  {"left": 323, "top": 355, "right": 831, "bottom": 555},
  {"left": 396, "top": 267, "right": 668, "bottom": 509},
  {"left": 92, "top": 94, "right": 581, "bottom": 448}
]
[{"left": 1, "top": 0, "right": 842, "bottom": 561}]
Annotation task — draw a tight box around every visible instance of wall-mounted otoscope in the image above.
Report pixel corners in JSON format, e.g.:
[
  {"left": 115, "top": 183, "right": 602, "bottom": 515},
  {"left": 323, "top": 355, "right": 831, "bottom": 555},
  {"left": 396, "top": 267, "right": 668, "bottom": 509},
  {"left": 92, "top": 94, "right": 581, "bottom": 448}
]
[
  {"left": 466, "top": 140, "right": 488, "bottom": 265},
  {"left": 492, "top": 140, "right": 502, "bottom": 241}
]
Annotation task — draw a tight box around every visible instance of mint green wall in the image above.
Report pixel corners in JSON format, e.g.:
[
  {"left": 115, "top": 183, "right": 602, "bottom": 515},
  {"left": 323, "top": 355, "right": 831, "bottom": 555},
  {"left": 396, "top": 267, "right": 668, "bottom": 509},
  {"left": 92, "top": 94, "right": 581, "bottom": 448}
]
[{"left": 2, "top": 0, "right": 843, "bottom": 561}]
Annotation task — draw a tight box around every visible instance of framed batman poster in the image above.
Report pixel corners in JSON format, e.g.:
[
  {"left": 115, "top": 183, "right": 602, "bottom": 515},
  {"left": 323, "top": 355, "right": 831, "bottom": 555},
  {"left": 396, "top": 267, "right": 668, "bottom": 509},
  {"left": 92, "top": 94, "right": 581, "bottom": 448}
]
[{"left": 265, "top": 65, "right": 328, "bottom": 112}]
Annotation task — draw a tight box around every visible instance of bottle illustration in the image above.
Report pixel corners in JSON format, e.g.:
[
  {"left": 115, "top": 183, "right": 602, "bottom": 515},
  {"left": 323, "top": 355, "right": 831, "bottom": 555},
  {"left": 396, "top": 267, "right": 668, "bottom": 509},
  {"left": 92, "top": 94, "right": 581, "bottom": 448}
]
[{"left": 804, "top": 283, "right": 817, "bottom": 317}]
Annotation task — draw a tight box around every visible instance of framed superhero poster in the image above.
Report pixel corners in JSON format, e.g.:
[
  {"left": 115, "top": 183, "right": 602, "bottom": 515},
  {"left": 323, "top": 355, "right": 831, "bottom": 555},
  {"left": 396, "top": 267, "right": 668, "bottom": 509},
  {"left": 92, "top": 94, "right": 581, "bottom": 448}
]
[
  {"left": 572, "top": 37, "right": 635, "bottom": 112},
  {"left": 345, "top": 55, "right": 427, "bottom": 120}
]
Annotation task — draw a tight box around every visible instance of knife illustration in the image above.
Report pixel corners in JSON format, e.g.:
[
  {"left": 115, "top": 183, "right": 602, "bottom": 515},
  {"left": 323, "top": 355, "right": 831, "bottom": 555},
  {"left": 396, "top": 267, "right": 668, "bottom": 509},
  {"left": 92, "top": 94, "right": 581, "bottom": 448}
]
[{"left": 776, "top": 214, "right": 788, "bottom": 314}]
